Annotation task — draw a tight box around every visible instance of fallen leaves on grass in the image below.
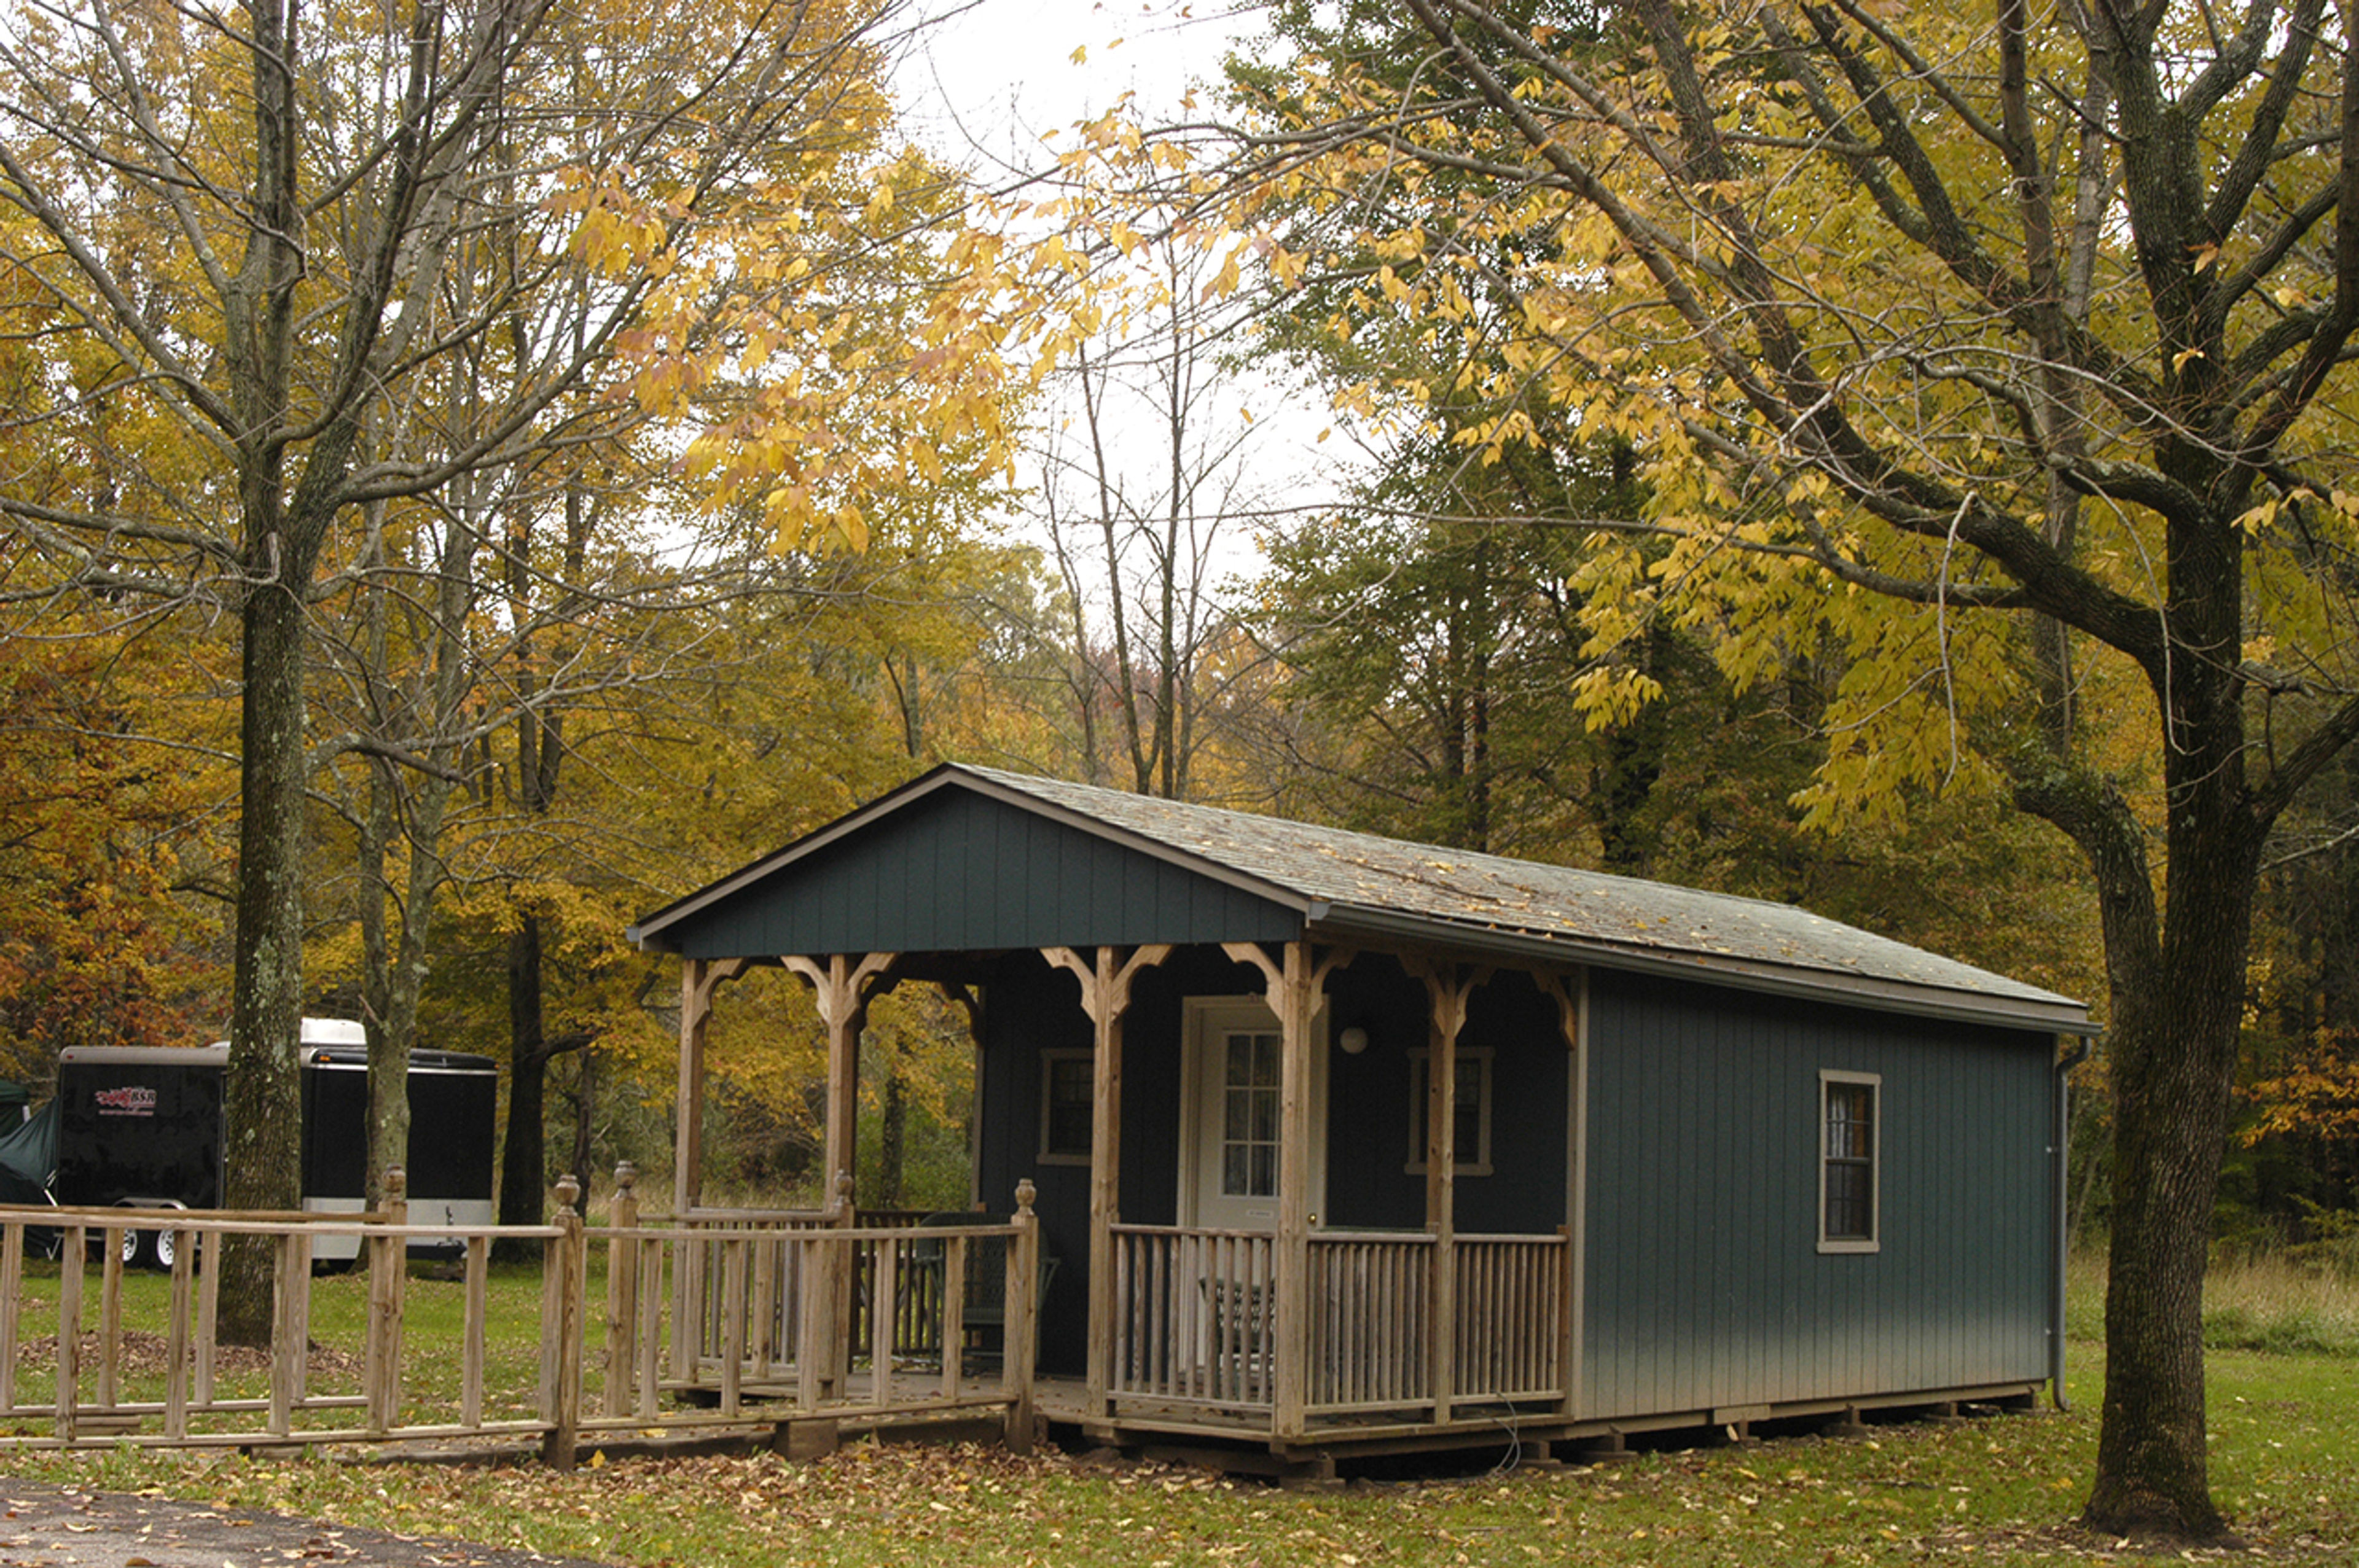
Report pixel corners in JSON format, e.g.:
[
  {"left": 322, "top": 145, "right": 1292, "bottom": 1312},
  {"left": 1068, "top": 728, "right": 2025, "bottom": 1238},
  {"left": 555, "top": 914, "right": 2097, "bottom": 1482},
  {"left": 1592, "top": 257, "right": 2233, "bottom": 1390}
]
[{"left": 14, "top": 1330, "right": 364, "bottom": 1380}]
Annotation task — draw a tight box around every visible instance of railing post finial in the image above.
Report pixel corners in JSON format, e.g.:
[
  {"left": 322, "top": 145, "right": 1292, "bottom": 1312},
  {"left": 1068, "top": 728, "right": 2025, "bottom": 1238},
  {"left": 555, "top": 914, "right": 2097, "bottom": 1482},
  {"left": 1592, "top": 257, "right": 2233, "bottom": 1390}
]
[
  {"left": 383, "top": 1166, "right": 407, "bottom": 1205},
  {"left": 1014, "top": 1178, "right": 1036, "bottom": 1217},
  {"left": 555, "top": 1174, "right": 582, "bottom": 1218},
  {"left": 834, "top": 1169, "right": 855, "bottom": 1215},
  {"left": 614, "top": 1160, "right": 636, "bottom": 1196}
]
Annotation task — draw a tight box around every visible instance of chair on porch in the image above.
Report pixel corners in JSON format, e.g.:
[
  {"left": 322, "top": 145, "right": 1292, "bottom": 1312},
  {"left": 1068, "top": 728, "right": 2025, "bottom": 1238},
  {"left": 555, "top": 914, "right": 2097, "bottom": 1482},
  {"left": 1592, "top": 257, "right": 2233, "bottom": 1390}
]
[
  {"left": 907, "top": 1212, "right": 1058, "bottom": 1370},
  {"left": 1197, "top": 1273, "right": 1272, "bottom": 1398}
]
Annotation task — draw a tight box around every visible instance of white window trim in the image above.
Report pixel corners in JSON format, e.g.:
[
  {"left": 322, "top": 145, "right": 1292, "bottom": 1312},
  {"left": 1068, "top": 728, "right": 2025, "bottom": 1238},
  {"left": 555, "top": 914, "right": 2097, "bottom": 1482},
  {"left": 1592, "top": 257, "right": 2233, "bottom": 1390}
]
[
  {"left": 1036, "top": 1048, "right": 1093, "bottom": 1167},
  {"left": 1405, "top": 1047, "right": 1495, "bottom": 1177},
  {"left": 1818, "top": 1068, "right": 1880, "bottom": 1254}
]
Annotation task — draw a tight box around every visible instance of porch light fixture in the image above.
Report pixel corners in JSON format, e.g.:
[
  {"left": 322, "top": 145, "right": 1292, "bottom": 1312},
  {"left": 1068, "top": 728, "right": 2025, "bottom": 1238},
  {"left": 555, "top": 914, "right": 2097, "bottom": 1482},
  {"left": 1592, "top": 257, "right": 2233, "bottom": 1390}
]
[{"left": 1337, "top": 1024, "right": 1371, "bottom": 1056}]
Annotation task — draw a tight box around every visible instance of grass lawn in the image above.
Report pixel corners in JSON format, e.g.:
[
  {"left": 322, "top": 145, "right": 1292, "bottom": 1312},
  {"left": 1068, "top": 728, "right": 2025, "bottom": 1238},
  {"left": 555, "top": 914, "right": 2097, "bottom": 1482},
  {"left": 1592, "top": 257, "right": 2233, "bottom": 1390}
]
[
  {"left": 0, "top": 1254, "right": 2349, "bottom": 1566},
  {"left": 0, "top": 1343, "right": 2346, "bottom": 1565}
]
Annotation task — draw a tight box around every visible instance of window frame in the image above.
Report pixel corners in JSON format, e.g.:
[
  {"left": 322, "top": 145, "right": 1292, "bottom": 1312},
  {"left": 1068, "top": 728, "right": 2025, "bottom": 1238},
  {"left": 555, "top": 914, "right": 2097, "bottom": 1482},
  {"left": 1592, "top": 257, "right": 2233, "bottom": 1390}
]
[
  {"left": 1818, "top": 1068, "right": 1881, "bottom": 1254},
  {"left": 1036, "top": 1048, "right": 1095, "bottom": 1166},
  {"left": 1404, "top": 1046, "right": 1495, "bottom": 1177}
]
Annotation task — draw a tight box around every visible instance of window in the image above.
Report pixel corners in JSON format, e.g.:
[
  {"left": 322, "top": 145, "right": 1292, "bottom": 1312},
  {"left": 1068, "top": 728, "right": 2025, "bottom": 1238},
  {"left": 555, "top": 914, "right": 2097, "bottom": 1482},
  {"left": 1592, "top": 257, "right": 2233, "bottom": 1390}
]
[
  {"left": 1038, "top": 1050, "right": 1093, "bottom": 1165},
  {"left": 1406, "top": 1048, "right": 1493, "bottom": 1176},
  {"left": 1219, "top": 1029, "right": 1282, "bottom": 1198},
  {"left": 1819, "top": 1071, "right": 1879, "bottom": 1252}
]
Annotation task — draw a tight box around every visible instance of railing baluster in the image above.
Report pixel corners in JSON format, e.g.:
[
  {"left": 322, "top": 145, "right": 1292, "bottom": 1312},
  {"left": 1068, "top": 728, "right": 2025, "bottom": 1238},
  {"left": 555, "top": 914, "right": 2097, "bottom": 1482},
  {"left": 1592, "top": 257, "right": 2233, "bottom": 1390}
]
[
  {"left": 367, "top": 1171, "right": 409, "bottom": 1436},
  {"left": 57, "top": 1226, "right": 83, "bottom": 1443},
  {"left": 165, "top": 1225, "right": 193, "bottom": 1441},
  {"left": 463, "top": 1233, "right": 490, "bottom": 1429},
  {"left": 195, "top": 1228, "right": 220, "bottom": 1409},
  {"left": 605, "top": 1166, "right": 640, "bottom": 1419},
  {"left": 97, "top": 1225, "right": 123, "bottom": 1410},
  {"left": 720, "top": 1238, "right": 747, "bottom": 1417},
  {"left": 869, "top": 1235, "right": 897, "bottom": 1410},
  {"left": 942, "top": 1235, "right": 966, "bottom": 1400},
  {"left": 269, "top": 1231, "right": 301, "bottom": 1437},
  {"left": 0, "top": 1222, "right": 23, "bottom": 1414},
  {"left": 635, "top": 1236, "right": 665, "bottom": 1422}
]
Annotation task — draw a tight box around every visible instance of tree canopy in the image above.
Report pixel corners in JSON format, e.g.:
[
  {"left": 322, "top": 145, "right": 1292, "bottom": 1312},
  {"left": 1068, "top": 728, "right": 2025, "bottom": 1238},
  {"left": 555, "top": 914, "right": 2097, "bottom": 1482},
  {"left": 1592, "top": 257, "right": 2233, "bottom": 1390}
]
[{"left": 1183, "top": 0, "right": 2359, "bottom": 1540}]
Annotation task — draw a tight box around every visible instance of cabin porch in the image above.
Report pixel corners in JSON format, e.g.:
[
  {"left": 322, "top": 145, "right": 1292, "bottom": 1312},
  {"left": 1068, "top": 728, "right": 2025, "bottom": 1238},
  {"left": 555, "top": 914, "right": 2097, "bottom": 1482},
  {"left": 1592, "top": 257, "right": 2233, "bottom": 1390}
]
[{"left": 660, "top": 926, "right": 1581, "bottom": 1456}]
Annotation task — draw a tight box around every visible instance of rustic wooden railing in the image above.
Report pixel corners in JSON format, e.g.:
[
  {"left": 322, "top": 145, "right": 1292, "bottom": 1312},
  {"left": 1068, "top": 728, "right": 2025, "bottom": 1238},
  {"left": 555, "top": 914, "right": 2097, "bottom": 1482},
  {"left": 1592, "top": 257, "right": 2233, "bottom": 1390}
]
[
  {"left": 1450, "top": 1234, "right": 1568, "bottom": 1405},
  {"left": 1306, "top": 1231, "right": 1434, "bottom": 1413},
  {"left": 671, "top": 1197, "right": 953, "bottom": 1376},
  {"left": 1111, "top": 1225, "right": 1567, "bottom": 1425},
  {"left": 1109, "top": 1225, "right": 1275, "bottom": 1408},
  {"left": 0, "top": 1168, "right": 1040, "bottom": 1466}
]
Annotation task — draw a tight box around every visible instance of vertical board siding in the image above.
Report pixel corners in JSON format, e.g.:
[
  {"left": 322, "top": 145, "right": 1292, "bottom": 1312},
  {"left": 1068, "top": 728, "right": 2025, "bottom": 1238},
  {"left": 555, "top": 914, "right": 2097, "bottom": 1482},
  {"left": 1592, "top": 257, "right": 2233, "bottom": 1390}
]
[
  {"left": 1581, "top": 973, "right": 2052, "bottom": 1420},
  {"left": 671, "top": 790, "right": 1302, "bottom": 959}
]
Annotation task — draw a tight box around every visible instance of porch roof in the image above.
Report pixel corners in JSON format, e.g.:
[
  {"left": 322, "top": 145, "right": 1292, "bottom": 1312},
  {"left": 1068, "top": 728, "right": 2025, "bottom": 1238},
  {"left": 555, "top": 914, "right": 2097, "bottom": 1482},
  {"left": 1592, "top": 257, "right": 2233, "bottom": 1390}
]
[{"left": 628, "top": 763, "right": 2093, "bottom": 1035}]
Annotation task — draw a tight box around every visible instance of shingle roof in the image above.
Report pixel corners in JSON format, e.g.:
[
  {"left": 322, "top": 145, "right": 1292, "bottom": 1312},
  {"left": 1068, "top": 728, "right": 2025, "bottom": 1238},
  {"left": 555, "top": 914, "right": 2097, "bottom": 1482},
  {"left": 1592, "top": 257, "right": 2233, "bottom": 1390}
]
[
  {"left": 960, "top": 766, "right": 2088, "bottom": 1031},
  {"left": 630, "top": 763, "right": 2092, "bottom": 1033}
]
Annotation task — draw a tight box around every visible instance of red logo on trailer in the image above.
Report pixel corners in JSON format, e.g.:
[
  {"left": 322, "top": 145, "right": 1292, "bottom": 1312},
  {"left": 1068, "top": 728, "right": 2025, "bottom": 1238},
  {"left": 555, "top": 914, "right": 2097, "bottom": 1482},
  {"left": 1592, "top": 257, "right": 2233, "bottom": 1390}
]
[{"left": 92, "top": 1086, "right": 158, "bottom": 1117}]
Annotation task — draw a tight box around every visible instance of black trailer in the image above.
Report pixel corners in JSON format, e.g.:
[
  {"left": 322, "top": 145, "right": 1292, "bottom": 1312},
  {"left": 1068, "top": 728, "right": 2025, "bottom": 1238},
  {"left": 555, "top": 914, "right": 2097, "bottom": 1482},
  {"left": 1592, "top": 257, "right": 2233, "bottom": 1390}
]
[{"left": 54, "top": 1020, "right": 498, "bottom": 1268}]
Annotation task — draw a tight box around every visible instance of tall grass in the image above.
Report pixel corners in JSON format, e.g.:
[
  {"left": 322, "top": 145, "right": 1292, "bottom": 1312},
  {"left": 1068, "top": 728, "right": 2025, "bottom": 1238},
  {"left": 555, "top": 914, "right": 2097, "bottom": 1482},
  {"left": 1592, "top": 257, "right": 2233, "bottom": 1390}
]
[{"left": 2065, "top": 1245, "right": 2359, "bottom": 1355}]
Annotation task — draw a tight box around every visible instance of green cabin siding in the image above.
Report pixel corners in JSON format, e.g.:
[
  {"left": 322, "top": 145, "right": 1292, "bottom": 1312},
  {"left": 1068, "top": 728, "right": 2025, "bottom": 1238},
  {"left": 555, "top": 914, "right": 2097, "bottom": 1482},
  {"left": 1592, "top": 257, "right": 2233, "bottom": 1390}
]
[
  {"left": 1320, "top": 959, "right": 1569, "bottom": 1236},
  {"left": 658, "top": 789, "right": 1303, "bottom": 959},
  {"left": 1581, "top": 970, "right": 2055, "bottom": 1418},
  {"left": 978, "top": 946, "right": 1266, "bottom": 1376}
]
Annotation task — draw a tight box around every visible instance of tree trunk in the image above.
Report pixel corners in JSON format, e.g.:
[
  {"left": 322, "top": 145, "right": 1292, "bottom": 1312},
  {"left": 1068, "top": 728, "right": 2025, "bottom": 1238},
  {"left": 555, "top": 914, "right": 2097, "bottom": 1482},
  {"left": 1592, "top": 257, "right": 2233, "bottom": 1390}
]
[
  {"left": 220, "top": 568, "right": 311, "bottom": 1345},
  {"left": 570, "top": 1047, "right": 597, "bottom": 1188},
  {"left": 496, "top": 914, "right": 550, "bottom": 1260},
  {"left": 2083, "top": 828, "right": 2255, "bottom": 1538},
  {"left": 877, "top": 1066, "right": 906, "bottom": 1210},
  {"left": 2028, "top": 583, "right": 2260, "bottom": 1540}
]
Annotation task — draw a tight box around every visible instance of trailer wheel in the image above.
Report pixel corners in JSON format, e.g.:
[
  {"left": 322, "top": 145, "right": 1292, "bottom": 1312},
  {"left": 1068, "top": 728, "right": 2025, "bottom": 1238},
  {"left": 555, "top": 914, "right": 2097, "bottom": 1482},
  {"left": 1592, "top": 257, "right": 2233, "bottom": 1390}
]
[
  {"left": 153, "top": 1227, "right": 176, "bottom": 1271},
  {"left": 119, "top": 1227, "right": 145, "bottom": 1269}
]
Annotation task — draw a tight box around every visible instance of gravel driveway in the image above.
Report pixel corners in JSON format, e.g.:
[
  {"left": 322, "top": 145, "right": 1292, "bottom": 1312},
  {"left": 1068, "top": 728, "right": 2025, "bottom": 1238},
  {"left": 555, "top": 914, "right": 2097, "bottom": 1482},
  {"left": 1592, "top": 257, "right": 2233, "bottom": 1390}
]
[{"left": 0, "top": 1478, "right": 618, "bottom": 1568}]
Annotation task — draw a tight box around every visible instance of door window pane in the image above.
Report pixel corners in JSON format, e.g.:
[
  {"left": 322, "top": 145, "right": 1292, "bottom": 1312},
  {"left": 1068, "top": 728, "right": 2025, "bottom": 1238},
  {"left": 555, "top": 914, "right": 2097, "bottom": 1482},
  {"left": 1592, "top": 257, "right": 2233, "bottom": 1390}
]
[{"left": 1219, "top": 1030, "right": 1280, "bottom": 1198}]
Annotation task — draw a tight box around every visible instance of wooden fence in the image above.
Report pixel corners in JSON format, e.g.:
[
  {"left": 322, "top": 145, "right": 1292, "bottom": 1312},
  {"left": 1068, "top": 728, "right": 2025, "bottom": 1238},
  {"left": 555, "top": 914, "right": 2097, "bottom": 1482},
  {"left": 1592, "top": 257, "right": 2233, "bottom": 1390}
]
[{"left": 0, "top": 1168, "right": 1040, "bottom": 1467}]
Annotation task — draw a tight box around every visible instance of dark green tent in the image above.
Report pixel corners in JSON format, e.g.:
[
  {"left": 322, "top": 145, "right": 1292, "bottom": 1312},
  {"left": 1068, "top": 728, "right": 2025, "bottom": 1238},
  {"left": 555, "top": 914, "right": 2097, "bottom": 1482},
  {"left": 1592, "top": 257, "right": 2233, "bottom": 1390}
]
[{"left": 0, "top": 1096, "right": 56, "bottom": 1198}]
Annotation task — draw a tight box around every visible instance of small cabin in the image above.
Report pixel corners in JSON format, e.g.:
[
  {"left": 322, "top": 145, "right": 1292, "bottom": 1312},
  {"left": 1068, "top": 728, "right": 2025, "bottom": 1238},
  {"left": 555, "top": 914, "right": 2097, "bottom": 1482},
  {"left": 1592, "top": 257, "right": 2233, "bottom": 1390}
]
[{"left": 628, "top": 764, "right": 2091, "bottom": 1467}]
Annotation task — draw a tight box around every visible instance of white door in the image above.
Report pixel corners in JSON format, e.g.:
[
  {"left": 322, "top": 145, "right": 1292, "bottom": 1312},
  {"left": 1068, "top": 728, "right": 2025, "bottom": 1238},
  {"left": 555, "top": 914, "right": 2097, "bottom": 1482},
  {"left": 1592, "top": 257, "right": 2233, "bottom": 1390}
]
[{"left": 1182, "top": 997, "right": 1327, "bottom": 1232}]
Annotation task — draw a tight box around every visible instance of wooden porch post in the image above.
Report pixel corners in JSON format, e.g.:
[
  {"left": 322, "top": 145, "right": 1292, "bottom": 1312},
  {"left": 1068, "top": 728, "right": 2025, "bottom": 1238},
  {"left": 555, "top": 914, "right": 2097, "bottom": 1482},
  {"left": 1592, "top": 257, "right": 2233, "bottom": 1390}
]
[
  {"left": 1226, "top": 941, "right": 1352, "bottom": 1441},
  {"left": 784, "top": 952, "right": 896, "bottom": 1397},
  {"left": 673, "top": 957, "right": 746, "bottom": 1386},
  {"left": 1409, "top": 959, "right": 1481, "bottom": 1428},
  {"left": 1044, "top": 944, "right": 1170, "bottom": 1419},
  {"left": 784, "top": 953, "right": 898, "bottom": 1210}
]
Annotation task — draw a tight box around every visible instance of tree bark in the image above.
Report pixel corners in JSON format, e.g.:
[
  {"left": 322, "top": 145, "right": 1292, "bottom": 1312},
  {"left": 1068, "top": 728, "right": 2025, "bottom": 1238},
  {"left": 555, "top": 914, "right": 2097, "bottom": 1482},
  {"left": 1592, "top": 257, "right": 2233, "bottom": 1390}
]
[
  {"left": 496, "top": 914, "right": 551, "bottom": 1260},
  {"left": 219, "top": 566, "right": 311, "bottom": 1344}
]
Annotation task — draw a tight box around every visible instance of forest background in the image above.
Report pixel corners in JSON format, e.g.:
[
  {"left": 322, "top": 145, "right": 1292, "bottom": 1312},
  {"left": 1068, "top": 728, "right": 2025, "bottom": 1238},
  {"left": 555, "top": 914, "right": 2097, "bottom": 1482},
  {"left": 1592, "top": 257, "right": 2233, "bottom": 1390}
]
[{"left": 2, "top": 0, "right": 2358, "bottom": 1542}]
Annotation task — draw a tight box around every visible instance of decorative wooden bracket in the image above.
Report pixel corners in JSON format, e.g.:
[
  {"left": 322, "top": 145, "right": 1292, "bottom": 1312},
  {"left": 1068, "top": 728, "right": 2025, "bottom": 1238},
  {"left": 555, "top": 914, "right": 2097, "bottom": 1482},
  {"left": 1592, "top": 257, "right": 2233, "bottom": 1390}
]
[
  {"left": 1219, "top": 941, "right": 1356, "bottom": 1013},
  {"left": 1043, "top": 944, "right": 1172, "bottom": 1025},
  {"left": 686, "top": 956, "right": 751, "bottom": 1018},
  {"left": 1400, "top": 956, "right": 1492, "bottom": 1043},
  {"left": 675, "top": 957, "right": 755, "bottom": 1220},
  {"left": 1536, "top": 970, "right": 1581, "bottom": 1048},
  {"left": 782, "top": 951, "right": 900, "bottom": 1036},
  {"left": 783, "top": 953, "right": 899, "bottom": 1219}
]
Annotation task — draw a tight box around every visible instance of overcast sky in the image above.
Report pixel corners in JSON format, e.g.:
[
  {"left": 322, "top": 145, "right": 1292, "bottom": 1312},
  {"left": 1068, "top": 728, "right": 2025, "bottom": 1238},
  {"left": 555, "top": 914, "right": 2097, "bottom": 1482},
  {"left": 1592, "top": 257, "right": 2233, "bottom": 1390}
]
[{"left": 897, "top": 0, "right": 1259, "bottom": 171}]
